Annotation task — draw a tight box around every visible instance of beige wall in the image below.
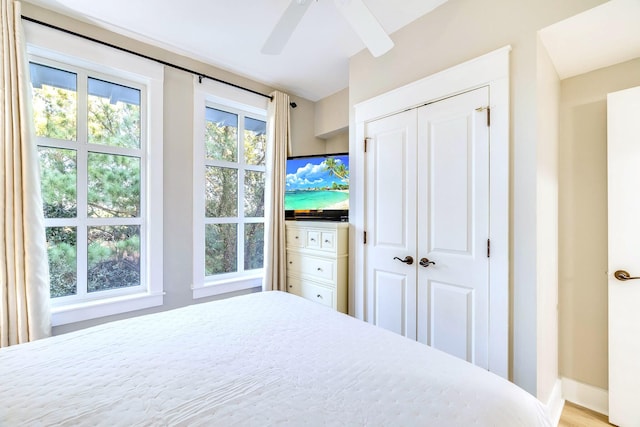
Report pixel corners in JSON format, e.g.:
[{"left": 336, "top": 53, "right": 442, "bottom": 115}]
[
  {"left": 559, "top": 57, "right": 640, "bottom": 390},
  {"left": 315, "top": 88, "right": 348, "bottom": 138},
  {"left": 348, "top": 0, "right": 606, "bottom": 397}
]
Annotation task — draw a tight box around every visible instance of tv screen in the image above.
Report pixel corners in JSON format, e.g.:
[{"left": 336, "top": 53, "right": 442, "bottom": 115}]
[{"left": 285, "top": 153, "right": 349, "bottom": 221}]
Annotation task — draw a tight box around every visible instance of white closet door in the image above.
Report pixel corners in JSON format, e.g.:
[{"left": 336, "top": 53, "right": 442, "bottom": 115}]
[
  {"left": 364, "top": 109, "right": 418, "bottom": 339},
  {"left": 416, "top": 87, "right": 490, "bottom": 368},
  {"left": 364, "top": 87, "right": 490, "bottom": 369}
]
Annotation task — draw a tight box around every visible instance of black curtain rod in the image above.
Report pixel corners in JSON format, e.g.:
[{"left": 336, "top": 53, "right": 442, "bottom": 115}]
[{"left": 21, "top": 15, "right": 297, "bottom": 108}]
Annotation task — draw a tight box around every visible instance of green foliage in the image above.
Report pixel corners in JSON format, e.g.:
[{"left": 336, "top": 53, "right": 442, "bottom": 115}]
[
  {"left": 244, "top": 223, "right": 264, "bottom": 271},
  {"left": 87, "top": 226, "right": 140, "bottom": 293},
  {"left": 323, "top": 157, "right": 349, "bottom": 182},
  {"left": 32, "top": 84, "right": 76, "bottom": 141},
  {"left": 244, "top": 170, "right": 265, "bottom": 217},
  {"left": 39, "top": 147, "right": 76, "bottom": 218},
  {"left": 46, "top": 227, "right": 77, "bottom": 298},
  {"left": 88, "top": 153, "right": 140, "bottom": 218},
  {"left": 205, "top": 120, "right": 237, "bottom": 161},
  {"left": 205, "top": 166, "right": 238, "bottom": 218},
  {"left": 88, "top": 95, "right": 140, "bottom": 148},
  {"left": 205, "top": 224, "right": 237, "bottom": 275},
  {"left": 244, "top": 127, "right": 266, "bottom": 165}
]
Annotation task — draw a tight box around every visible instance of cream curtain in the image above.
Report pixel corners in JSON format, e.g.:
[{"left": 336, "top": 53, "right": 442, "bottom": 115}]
[
  {"left": 1, "top": 0, "right": 51, "bottom": 347},
  {"left": 263, "top": 91, "right": 291, "bottom": 292}
]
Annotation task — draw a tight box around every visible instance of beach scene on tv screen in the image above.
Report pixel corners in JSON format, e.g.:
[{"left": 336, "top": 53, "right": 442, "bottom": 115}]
[{"left": 285, "top": 155, "right": 349, "bottom": 211}]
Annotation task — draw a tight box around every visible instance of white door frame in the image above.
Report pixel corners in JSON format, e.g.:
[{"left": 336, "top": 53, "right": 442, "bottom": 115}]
[{"left": 351, "top": 45, "right": 511, "bottom": 378}]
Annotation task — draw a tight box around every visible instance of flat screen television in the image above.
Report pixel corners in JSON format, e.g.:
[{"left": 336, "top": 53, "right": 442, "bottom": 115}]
[{"left": 285, "top": 153, "right": 349, "bottom": 221}]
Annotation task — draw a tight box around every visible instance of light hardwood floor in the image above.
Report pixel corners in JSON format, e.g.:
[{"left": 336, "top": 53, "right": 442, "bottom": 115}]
[{"left": 559, "top": 402, "right": 612, "bottom": 427}]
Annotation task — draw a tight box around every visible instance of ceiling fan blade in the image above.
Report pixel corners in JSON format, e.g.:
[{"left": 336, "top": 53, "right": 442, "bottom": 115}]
[
  {"left": 262, "top": 0, "right": 313, "bottom": 55},
  {"left": 334, "top": 0, "right": 394, "bottom": 57}
]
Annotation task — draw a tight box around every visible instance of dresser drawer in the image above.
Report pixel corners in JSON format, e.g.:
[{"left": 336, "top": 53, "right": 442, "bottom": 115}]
[
  {"left": 320, "top": 231, "right": 336, "bottom": 251},
  {"left": 286, "top": 252, "right": 336, "bottom": 283},
  {"left": 306, "top": 230, "right": 321, "bottom": 248},
  {"left": 286, "top": 228, "right": 304, "bottom": 248},
  {"left": 287, "top": 276, "right": 334, "bottom": 309}
]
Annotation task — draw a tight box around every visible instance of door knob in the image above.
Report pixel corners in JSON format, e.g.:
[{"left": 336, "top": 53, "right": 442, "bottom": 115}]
[
  {"left": 393, "top": 256, "right": 414, "bottom": 265},
  {"left": 614, "top": 270, "right": 640, "bottom": 281},
  {"left": 419, "top": 258, "right": 436, "bottom": 268}
]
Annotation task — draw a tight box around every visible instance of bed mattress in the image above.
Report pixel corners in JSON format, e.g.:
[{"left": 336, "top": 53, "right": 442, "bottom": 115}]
[{"left": 0, "top": 291, "right": 551, "bottom": 426}]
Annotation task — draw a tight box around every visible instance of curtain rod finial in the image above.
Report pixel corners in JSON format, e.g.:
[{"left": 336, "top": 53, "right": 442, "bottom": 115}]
[{"left": 290, "top": 102, "right": 297, "bottom": 108}]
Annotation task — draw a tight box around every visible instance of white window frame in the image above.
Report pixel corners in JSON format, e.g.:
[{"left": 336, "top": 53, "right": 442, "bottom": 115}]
[
  {"left": 192, "top": 77, "right": 269, "bottom": 299},
  {"left": 25, "top": 21, "right": 164, "bottom": 326}
]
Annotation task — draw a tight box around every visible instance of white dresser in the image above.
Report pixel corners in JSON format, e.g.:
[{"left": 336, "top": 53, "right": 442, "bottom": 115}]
[{"left": 285, "top": 220, "right": 348, "bottom": 313}]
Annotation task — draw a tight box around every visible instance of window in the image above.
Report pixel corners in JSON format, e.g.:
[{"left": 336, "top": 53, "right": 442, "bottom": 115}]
[
  {"left": 193, "top": 80, "right": 268, "bottom": 298},
  {"left": 26, "top": 21, "right": 164, "bottom": 325}
]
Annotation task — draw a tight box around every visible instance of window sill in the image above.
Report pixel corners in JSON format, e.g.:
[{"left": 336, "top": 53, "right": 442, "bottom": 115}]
[
  {"left": 51, "top": 292, "right": 164, "bottom": 326},
  {"left": 192, "top": 274, "right": 263, "bottom": 299}
]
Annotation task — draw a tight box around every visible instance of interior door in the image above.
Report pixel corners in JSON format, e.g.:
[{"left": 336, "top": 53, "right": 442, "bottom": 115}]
[
  {"left": 364, "top": 87, "right": 490, "bottom": 368},
  {"left": 607, "top": 85, "right": 640, "bottom": 426},
  {"left": 364, "top": 109, "right": 418, "bottom": 339},
  {"left": 416, "top": 87, "right": 490, "bottom": 368}
]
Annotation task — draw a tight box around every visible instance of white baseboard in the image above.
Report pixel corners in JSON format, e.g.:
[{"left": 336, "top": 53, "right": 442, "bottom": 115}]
[
  {"left": 561, "top": 377, "right": 609, "bottom": 416},
  {"left": 546, "top": 379, "right": 565, "bottom": 427}
]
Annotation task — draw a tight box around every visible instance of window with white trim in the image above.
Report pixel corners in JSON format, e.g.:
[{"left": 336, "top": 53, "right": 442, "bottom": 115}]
[
  {"left": 26, "top": 21, "right": 164, "bottom": 325},
  {"left": 192, "top": 79, "right": 268, "bottom": 298},
  {"left": 203, "top": 106, "right": 266, "bottom": 275}
]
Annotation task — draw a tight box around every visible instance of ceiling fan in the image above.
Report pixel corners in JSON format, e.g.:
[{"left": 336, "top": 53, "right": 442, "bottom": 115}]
[{"left": 262, "top": 0, "right": 394, "bottom": 57}]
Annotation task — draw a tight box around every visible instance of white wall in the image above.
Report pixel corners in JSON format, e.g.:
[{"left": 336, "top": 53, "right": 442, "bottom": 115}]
[{"left": 535, "top": 37, "right": 560, "bottom": 406}]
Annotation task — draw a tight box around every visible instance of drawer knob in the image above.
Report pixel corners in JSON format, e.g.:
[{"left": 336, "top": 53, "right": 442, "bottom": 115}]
[
  {"left": 317, "top": 267, "right": 322, "bottom": 271},
  {"left": 310, "top": 238, "right": 316, "bottom": 242},
  {"left": 316, "top": 294, "right": 323, "bottom": 299}
]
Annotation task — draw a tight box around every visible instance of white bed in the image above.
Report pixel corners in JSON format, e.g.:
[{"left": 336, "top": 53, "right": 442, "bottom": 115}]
[{"left": 0, "top": 291, "right": 551, "bottom": 426}]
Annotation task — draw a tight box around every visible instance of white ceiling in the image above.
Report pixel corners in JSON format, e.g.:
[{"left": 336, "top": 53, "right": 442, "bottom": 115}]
[{"left": 25, "top": 0, "right": 447, "bottom": 101}]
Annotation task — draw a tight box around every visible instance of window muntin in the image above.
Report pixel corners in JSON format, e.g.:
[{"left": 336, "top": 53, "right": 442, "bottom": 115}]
[
  {"left": 203, "top": 106, "right": 266, "bottom": 282},
  {"left": 31, "top": 59, "right": 147, "bottom": 303}
]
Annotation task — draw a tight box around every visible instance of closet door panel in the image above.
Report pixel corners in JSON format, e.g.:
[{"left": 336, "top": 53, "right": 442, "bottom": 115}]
[
  {"left": 416, "top": 87, "right": 490, "bottom": 368},
  {"left": 365, "top": 109, "right": 418, "bottom": 340}
]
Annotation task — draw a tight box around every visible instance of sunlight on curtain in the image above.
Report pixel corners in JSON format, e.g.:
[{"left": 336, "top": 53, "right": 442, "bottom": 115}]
[
  {"left": 263, "top": 91, "right": 290, "bottom": 291},
  {"left": 1, "top": 0, "right": 51, "bottom": 347}
]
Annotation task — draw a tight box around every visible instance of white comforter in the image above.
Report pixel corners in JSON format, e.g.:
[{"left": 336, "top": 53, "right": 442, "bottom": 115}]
[{"left": 0, "top": 291, "right": 551, "bottom": 426}]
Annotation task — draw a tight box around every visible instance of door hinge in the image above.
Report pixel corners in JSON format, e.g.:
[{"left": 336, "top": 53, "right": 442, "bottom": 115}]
[
  {"left": 364, "top": 137, "right": 372, "bottom": 153},
  {"left": 487, "top": 238, "right": 490, "bottom": 258},
  {"left": 364, "top": 231, "right": 367, "bottom": 244},
  {"left": 476, "top": 106, "right": 491, "bottom": 127}
]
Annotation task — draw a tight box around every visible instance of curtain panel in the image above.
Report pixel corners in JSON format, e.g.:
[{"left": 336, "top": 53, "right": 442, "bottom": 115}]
[
  {"left": 263, "top": 91, "right": 290, "bottom": 292},
  {"left": 1, "top": 0, "right": 51, "bottom": 347}
]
